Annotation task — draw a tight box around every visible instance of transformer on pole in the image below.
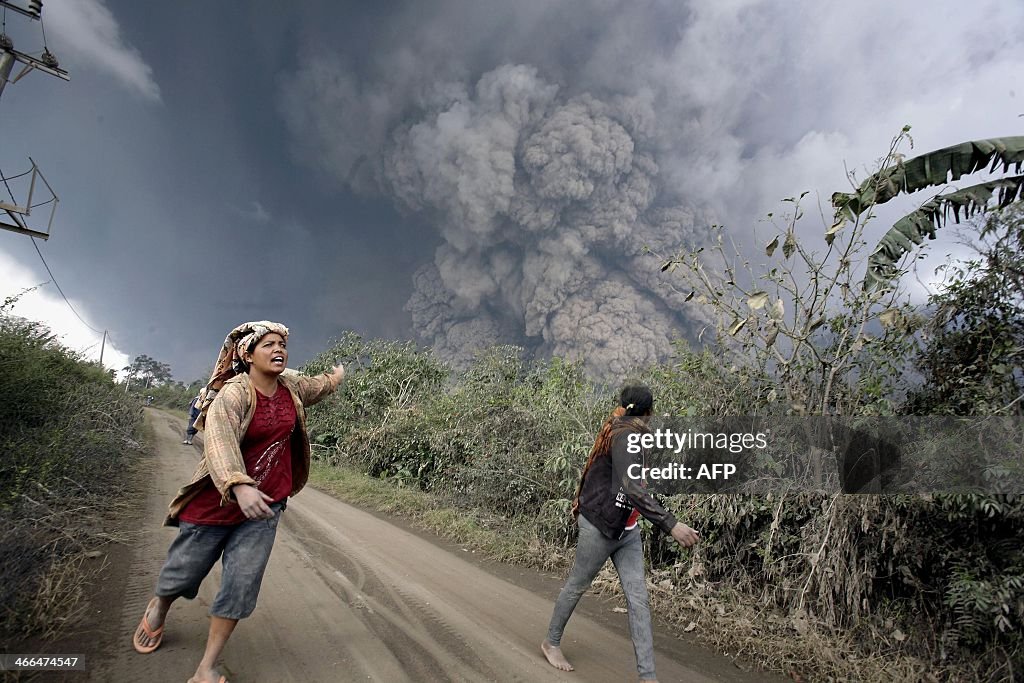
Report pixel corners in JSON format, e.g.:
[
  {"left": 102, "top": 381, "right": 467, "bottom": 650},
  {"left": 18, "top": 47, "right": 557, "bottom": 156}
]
[{"left": 0, "top": 0, "right": 68, "bottom": 98}]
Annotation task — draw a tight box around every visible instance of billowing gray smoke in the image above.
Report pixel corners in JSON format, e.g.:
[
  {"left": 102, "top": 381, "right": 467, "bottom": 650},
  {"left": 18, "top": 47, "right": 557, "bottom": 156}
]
[
  {"left": 277, "top": 0, "right": 1024, "bottom": 378},
  {"left": 285, "top": 60, "right": 711, "bottom": 377}
]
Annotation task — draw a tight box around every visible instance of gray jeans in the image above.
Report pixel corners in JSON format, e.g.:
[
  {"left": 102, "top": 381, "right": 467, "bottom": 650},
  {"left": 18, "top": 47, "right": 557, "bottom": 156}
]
[{"left": 546, "top": 514, "right": 656, "bottom": 680}]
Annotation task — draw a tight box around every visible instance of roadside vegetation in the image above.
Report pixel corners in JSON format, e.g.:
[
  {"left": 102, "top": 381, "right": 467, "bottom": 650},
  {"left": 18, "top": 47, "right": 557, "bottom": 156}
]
[
  {"left": 305, "top": 135, "right": 1023, "bottom": 682},
  {"left": 0, "top": 295, "right": 143, "bottom": 648}
]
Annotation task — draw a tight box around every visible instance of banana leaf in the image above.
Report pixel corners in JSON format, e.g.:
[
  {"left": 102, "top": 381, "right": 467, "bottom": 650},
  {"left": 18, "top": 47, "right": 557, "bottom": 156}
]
[
  {"left": 833, "top": 136, "right": 1024, "bottom": 220},
  {"left": 864, "top": 176, "right": 1024, "bottom": 291}
]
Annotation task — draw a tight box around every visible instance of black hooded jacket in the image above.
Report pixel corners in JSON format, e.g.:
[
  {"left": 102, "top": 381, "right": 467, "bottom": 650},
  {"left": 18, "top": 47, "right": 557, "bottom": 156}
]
[{"left": 577, "top": 416, "right": 678, "bottom": 540}]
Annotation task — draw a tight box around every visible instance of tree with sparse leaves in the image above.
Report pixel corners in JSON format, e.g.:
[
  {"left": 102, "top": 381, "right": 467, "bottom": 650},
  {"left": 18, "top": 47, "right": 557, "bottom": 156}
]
[{"left": 655, "top": 130, "right": 921, "bottom": 421}]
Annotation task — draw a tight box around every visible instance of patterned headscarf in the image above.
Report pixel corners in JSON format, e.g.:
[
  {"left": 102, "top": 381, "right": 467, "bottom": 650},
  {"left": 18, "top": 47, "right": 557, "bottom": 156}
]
[{"left": 191, "top": 320, "right": 289, "bottom": 432}]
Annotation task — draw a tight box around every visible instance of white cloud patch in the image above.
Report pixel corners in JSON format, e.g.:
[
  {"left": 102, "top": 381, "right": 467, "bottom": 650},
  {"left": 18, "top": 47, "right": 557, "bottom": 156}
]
[
  {"left": 0, "top": 246, "right": 131, "bottom": 374},
  {"left": 44, "top": 0, "right": 161, "bottom": 102}
]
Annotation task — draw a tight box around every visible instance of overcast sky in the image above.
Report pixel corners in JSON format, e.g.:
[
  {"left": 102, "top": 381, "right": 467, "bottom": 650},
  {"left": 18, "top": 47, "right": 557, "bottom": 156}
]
[{"left": 1, "top": 0, "right": 1021, "bottom": 382}]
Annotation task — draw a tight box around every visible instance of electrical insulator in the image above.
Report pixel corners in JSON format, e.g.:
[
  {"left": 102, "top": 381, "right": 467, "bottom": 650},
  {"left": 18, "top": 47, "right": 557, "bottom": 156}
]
[{"left": 27, "top": 0, "right": 43, "bottom": 17}]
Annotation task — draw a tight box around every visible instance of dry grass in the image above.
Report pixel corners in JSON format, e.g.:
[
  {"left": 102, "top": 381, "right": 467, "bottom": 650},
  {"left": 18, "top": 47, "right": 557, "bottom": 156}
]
[
  {"left": 0, "top": 421, "right": 147, "bottom": 655},
  {"left": 25, "top": 553, "right": 91, "bottom": 641},
  {"left": 591, "top": 564, "right": 949, "bottom": 682},
  {"left": 0, "top": 496, "right": 139, "bottom": 641}
]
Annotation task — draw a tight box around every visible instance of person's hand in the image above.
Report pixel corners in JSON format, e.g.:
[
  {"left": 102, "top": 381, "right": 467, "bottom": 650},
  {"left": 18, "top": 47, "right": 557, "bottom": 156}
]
[
  {"left": 670, "top": 522, "right": 699, "bottom": 548},
  {"left": 330, "top": 363, "right": 346, "bottom": 388},
  {"left": 233, "top": 484, "right": 275, "bottom": 520}
]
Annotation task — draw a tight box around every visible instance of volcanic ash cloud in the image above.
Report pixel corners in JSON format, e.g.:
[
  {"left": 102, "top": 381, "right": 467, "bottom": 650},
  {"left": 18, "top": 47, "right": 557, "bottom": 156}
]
[{"left": 289, "top": 62, "right": 711, "bottom": 377}]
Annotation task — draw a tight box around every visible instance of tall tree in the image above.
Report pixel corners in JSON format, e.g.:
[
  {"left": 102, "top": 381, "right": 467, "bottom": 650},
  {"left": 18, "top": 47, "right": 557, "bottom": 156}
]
[{"left": 123, "top": 354, "right": 173, "bottom": 390}]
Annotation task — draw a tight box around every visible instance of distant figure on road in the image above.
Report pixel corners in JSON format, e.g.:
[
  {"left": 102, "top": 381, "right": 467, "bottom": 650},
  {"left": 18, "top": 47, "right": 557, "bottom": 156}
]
[
  {"left": 131, "top": 320, "right": 345, "bottom": 683},
  {"left": 542, "top": 385, "right": 700, "bottom": 683},
  {"left": 182, "top": 394, "right": 201, "bottom": 445}
]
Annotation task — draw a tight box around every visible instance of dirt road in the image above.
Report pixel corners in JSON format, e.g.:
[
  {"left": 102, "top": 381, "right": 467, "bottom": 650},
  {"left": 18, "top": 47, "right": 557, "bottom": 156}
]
[{"left": 91, "top": 410, "right": 779, "bottom": 682}]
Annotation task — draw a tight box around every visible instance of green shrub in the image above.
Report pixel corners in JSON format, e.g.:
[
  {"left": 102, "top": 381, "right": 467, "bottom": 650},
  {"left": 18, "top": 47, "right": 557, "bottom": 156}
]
[{"left": 0, "top": 311, "right": 142, "bottom": 642}]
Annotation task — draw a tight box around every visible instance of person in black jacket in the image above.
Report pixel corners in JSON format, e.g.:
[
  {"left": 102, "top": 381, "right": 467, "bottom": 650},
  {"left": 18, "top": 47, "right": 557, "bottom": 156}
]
[{"left": 542, "top": 385, "right": 699, "bottom": 682}]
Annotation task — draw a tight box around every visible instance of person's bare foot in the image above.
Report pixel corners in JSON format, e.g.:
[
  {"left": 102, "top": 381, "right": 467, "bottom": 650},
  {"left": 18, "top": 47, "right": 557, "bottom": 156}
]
[
  {"left": 188, "top": 668, "right": 227, "bottom": 683},
  {"left": 133, "top": 597, "right": 170, "bottom": 651},
  {"left": 541, "top": 640, "right": 574, "bottom": 672}
]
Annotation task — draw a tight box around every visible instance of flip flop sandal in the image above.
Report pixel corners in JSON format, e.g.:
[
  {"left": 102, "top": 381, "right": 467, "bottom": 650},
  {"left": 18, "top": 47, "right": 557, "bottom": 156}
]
[
  {"left": 187, "top": 677, "right": 228, "bottom": 683},
  {"left": 132, "top": 597, "right": 164, "bottom": 654}
]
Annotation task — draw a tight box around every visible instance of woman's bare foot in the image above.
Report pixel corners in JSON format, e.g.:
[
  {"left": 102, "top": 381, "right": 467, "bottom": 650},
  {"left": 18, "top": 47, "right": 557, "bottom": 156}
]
[
  {"left": 188, "top": 668, "right": 227, "bottom": 683},
  {"left": 133, "top": 596, "right": 171, "bottom": 652},
  {"left": 541, "top": 640, "right": 574, "bottom": 672}
]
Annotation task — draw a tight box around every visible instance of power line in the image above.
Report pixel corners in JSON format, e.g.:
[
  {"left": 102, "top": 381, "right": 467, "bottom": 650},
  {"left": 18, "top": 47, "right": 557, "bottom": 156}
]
[
  {"left": 37, "top": 7, "right": 47, "bottom": 50},
  {"left": 0, "top": 162, "right": 106, "bottom": 339},
  {"left": 29, "top": 235, "right": 103, "bottom": 335},
  {"left": 0, "top": 162, "right": 18, "bottom": 203}
]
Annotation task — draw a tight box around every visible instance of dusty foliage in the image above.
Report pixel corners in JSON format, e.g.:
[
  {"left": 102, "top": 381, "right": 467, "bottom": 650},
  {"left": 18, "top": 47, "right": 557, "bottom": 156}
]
[
  {"left": 305, "top": 184, "right": 1023, "bottom": 679},
  {"left": 305, "top": 337, "right": 1023, "bottom": 681},
  {"left": 642, "top": 133, "right": 1023, "bottom": 679},
  {"left": 624, "top": 492, "right": 1023, "bottom": 682},
  {"left": 0, "top": 309, "right": 142, "bottom": 643}
]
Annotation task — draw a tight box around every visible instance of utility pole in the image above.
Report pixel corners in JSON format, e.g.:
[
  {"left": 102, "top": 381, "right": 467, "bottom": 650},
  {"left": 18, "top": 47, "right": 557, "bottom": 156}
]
[{"left": 0, "top": 1, "right": 67, "bottom": 239}]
